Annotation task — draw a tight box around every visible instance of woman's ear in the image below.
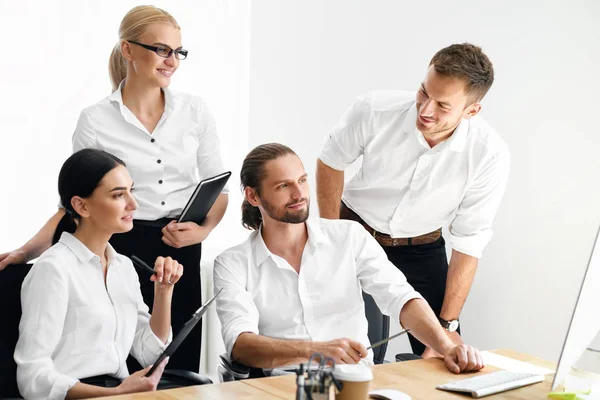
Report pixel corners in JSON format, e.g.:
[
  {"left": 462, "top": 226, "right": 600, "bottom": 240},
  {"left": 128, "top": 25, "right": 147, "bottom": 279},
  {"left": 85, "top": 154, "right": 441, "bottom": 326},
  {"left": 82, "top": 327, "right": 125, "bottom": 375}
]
[
  {"left": 71, "top": 196, "right": 89, "bottom": 218},
  {"left": 120, "top": 40, "right": 133, "bottom": 62}
]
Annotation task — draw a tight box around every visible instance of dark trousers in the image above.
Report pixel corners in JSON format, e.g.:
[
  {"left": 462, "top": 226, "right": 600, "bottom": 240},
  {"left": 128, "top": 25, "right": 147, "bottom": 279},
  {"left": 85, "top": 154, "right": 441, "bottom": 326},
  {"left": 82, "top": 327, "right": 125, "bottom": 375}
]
[
  {"left": 382, "top": 236, "right": 460, "bottom": 355},
  {"left": 109, "top": 218, "right": 202, "bottom": 373},
  {"left": 80, "top": 374, "right": 188, "bottom": 390}
]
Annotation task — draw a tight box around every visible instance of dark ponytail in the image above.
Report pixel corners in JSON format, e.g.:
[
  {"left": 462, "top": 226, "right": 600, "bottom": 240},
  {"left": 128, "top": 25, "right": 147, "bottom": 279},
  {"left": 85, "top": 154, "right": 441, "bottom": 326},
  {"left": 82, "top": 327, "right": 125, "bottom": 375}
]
[
  {"left": 240, "top": 143, "right": 296, "bottom": 230},
  {"left": 53, "top": 149, "right": 125, "bottom": 244},
  {"left": 241, "top": 199, "right": 263, "bottom": 231},
  {"left": 52, "top": 211, "right": 78, "bottom": 245}
]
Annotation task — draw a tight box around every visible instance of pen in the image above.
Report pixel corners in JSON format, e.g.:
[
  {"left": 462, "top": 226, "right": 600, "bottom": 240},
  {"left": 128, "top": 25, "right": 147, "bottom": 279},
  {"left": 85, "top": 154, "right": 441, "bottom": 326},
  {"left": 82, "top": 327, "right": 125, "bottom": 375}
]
[
  {"left": 131, "top": 255, "right": 156, "bottom": 276},
  {"left": 367, "top": 329, "right": 410, "bottom": 350}
]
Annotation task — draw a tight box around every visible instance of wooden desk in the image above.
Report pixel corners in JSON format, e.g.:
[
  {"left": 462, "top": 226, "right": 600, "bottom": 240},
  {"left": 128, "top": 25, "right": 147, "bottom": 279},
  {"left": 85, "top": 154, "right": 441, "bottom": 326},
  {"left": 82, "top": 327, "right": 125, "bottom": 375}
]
[
  {"left": 96, "top": 349, "right": 556, "bottom": 399},
  {"left": 242, "top": 349, "right": 556, "bottom": 399},
  {"left": 98, "top": 380, "right": 282, "bottom": 400}
]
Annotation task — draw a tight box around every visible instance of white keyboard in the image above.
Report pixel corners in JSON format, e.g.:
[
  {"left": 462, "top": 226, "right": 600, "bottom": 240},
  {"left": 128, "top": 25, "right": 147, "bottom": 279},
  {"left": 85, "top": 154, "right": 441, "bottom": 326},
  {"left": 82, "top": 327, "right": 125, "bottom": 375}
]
[{"left": 436, "top": 370, "right": 545, "bottom": 398}]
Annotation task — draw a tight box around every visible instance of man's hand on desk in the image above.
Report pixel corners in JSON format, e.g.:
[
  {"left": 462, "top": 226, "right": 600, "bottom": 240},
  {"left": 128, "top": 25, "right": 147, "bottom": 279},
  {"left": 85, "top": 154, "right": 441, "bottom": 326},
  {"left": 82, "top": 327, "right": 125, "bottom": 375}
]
[
  {"left": 422, "top": 347, "right": 443, "bottom": 359},
  {"left": 424, "top": 330, "right": 464, "bottom": 358},
  {"left": 442, "top": 344, "right": 485, "bottom": 374}
]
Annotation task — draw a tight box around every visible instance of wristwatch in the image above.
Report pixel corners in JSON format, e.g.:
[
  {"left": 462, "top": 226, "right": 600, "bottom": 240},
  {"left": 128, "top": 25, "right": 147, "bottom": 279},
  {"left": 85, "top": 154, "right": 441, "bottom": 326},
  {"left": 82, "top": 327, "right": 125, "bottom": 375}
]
[{"left": 438, "top": 316, "right": 460, "bottom": 332}]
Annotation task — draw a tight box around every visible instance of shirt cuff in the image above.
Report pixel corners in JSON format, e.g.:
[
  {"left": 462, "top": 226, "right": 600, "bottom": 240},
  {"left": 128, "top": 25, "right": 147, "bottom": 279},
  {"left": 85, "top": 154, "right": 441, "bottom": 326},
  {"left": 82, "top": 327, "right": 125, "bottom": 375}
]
[
  {"left": 447, "top": 229, "right": 493, "bottom": 259},
  {"left": 143, "top": 326, "right": 172, "bottom": 359},
  {"left": 49, "top": 375, "right": 79, "bottom": 400},
  {"left": 225, "top": 324, "right": 259, "bottom": 358},
  {"left": 318, "top": 140, "right": 351, "bottom": 171}
]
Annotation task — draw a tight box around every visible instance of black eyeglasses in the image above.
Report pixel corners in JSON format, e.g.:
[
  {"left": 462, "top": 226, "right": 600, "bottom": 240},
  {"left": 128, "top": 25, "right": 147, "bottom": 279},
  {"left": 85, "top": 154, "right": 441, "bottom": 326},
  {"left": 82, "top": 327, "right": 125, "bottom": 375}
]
[{"left": 128, "top": 40, "right": 188, "bottom": 60}]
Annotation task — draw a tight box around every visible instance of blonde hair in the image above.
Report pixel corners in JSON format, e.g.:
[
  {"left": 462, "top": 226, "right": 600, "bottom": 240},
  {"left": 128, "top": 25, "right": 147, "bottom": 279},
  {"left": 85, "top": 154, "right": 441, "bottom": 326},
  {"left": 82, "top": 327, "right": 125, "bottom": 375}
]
[{"left": 109, "top": 5, "right": 180, "bottom": 91}]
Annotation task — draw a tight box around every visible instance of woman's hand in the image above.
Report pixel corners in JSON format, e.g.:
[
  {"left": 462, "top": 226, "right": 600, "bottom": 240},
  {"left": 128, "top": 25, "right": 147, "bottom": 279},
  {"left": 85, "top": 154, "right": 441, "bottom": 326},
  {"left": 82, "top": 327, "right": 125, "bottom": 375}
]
[
  {"left": 115, "top": 357, "right": 168, "bottom": 395},
  {"left": 161, "top": 221, "right": 210, "bottom": 248},
  {"left": 151, "top": 256, "right": 183, "bottom": 289},
  {"left": 0, "top": 249, "right": 27, "bottom": 271}
]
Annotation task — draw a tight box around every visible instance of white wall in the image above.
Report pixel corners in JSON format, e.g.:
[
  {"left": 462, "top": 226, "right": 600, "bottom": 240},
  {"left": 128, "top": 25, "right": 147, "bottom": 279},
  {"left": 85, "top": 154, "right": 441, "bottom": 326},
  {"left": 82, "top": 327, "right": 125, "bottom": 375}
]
[{"left": 249, "top": 0, "right": 600, "bottom": 361}]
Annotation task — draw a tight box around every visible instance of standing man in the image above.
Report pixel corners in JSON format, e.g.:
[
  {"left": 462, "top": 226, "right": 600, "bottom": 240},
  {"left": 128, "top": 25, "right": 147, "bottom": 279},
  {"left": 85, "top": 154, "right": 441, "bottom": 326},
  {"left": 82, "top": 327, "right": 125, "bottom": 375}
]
[{"left": 316, "top": 43, "right": 510, "bottom": 357}]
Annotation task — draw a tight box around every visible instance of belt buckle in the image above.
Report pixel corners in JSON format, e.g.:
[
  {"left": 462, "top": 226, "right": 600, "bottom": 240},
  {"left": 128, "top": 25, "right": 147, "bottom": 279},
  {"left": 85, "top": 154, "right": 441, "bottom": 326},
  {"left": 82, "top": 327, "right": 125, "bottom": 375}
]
[{"left": 372, "top": 230, "right": 377, "bottom": 239}]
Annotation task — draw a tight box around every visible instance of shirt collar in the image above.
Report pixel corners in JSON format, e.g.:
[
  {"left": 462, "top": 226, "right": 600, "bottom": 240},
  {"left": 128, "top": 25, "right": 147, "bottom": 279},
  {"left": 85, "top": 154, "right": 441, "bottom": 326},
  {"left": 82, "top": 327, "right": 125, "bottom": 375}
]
[
  {"left": 59, "top": 232, "right": 118, "bottom": 266},
  {"left": 252, "top": 227, "right": 272, "bottom": 267},
  {"left": 108, "top": 80, "right": 176, "bottom": 112},
  {"left": 401, "top": 102, "right": 469, "bottom": 153},
  {"left": 446, "top": 118, "right": 469, "bottom": 153},
  {"left": 252, "top": 219, "right": 330, "bottom": 267}
]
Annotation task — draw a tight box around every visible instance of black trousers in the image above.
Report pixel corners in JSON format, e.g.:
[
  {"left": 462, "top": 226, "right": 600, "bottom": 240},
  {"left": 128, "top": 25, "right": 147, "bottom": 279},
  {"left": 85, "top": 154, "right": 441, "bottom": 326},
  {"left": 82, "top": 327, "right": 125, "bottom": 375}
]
[
  {"left": 109, "top": 218, "right": 202, "bottom": 373},
  {"left": 382, "top": 236, "right": 460, "bottom": 355},
  {"left": 80, "top": 374, "right": 188, "bottom": 390}
]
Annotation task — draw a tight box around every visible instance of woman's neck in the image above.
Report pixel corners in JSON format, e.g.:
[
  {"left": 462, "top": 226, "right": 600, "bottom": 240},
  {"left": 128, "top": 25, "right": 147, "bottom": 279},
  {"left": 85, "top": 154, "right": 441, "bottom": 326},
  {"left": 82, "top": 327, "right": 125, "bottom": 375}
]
[
  {"left": 73, "top": 224, "right": 111, "bottom": 264},
  {"left": 121, "top": 77, "right": 164, "bottom": 117}
]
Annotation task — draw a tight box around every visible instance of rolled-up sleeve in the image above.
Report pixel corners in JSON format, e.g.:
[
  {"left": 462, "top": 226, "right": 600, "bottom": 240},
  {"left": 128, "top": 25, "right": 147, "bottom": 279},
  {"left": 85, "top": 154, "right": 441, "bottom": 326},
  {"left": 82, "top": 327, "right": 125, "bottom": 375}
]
[
  {"left": 196, "top": 99, "right": 229, "bottom": 194},
  {"left": 72, "top": 109, "right": 97, "bottom": 152},
  {"left": 129, "top": 266, "right": 172, "bottom": 367},
  {"left": 352, "top": 223, "right": 423, "bottom": 327},
  {"left": 213, "top": 254, "right": 259, "bottom": 357},
  {"left": 318, "top": 95, "right": 373, "bottom": 171},
  {"left": 448, "top": 148, "right": 511, "bottom": 258},
  {"left": 14, "top": 261, "right": 79, "bottom": 400}
]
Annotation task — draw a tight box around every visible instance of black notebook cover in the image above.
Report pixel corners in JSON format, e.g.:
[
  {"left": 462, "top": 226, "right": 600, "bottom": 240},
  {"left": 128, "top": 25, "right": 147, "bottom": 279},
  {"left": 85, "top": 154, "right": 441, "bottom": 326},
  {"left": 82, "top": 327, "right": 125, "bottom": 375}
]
[{"left": 177, "top": 171, "right": 231, "bottom": 224}]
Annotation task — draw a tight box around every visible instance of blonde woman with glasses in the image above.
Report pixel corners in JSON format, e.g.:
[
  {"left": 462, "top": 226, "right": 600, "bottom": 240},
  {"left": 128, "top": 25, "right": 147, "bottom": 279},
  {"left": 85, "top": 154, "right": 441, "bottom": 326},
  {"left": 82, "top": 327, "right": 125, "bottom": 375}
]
[{"left": 1, "top": 5, "right": 228, "bottom": 374}]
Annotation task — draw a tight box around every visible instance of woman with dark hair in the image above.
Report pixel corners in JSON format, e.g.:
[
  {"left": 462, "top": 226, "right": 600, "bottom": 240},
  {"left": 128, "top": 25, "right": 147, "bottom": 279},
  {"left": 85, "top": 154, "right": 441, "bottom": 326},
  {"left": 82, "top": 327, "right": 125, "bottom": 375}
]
[
  {"left": 1, "top": 5, "right": 228, "bottom": 372},
  {"left": 14, "top": 149, "right": 184, "bottom": 399}
]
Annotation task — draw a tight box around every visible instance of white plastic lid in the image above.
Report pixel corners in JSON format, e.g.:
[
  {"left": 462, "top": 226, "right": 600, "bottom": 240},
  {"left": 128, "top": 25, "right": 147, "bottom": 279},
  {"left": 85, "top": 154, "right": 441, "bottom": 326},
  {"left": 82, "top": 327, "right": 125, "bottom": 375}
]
[{"left": 332, "top": 364, "right": 373, "bottom": 382}]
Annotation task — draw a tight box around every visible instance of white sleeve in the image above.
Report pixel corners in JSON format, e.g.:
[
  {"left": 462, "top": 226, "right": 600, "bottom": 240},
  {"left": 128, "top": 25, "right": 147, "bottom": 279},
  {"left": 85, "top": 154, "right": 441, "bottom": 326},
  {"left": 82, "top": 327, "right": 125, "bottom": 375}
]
[
  {"left": 196, "top": 100, "right": 229, "bottom": 193},
  {"left": 318, "top": 95, "right": 373, "bottom": 171},
  {"left": 14, "top": 260, "right": 79, "bottom": 400},
  {"left": 72, "top": 109, "right": 98, "bottom": 153},
  {"left": 448, "top": 148, "right": 511, "bottom": 258},
  {"left": 128, "top": 262, "right": 172, "bottom": 367},
  {"left": 352, "top": 222, "right": 423, "bottom": 328},
  {"left": 213, "top": 253, "right": 259, "bottom": 357}
]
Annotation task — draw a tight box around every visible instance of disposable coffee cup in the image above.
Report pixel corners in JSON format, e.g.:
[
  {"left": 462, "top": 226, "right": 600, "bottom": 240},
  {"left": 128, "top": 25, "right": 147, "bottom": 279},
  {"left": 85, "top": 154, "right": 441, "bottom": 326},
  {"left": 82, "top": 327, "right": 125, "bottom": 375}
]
[{"left": 332, "top": 364, "right": 373, "bottom": 400}]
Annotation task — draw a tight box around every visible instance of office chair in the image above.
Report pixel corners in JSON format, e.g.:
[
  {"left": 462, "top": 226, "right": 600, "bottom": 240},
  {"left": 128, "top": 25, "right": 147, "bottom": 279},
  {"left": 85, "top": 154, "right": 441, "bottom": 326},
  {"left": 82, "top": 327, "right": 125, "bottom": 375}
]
[
  {"left": 0, "top": 263, "right": 211, "bottom": 399},
  {"left": 218, "top": 292, "right": 418, "bottom": 382}
]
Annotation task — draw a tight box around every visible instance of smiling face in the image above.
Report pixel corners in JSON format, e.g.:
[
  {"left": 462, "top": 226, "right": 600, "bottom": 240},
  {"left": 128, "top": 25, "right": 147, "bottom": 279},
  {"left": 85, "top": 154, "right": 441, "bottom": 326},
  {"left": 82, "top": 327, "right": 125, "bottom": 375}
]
[
  {"left": 71, "top": 165, "right": 137, "bottom": 235},
  {"left": 122, "top": 23, "right": 182, "bottom": 88},
  {"left": 415, "top": 65, "right": 481, "bottom": 140},
  {"left": 246, "top": 154, "right": 310, "bottom": 225}
]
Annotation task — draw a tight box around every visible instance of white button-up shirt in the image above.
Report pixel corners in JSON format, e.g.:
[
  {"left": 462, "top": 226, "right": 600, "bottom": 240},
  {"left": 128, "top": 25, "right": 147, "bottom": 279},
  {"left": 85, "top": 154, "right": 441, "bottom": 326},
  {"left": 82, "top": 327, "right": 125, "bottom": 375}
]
[
  {"left": 319, "top": 91, "right": 510, "bottom": 258},
  {"left": 14, "top": 233, "right": 171, "bottom": 400},
  {"left": 213, "top": 218, "right": 422, "bottom": 364},
  {"left": 72, "top": 81, "right": 228, "bottom": 220}
]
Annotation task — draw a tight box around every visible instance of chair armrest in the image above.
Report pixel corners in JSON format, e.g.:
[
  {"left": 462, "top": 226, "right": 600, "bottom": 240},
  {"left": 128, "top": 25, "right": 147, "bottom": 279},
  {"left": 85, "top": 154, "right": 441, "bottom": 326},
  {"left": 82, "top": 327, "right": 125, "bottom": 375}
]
[
  {"left": 219, "top": 353, "right": 250, "bottom": 380},
  {"left": 395, "top": 353, "right": 423, "bottom": 362},
  {"left": 162, "top": 369, "right": 213, "bottom": 385}
]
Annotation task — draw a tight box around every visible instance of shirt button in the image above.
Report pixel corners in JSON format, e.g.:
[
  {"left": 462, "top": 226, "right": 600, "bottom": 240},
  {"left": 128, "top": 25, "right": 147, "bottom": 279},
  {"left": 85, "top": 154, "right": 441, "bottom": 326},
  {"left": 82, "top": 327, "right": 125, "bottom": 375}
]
[
  {"left": 157, "top": 159, "right": 161, "bottom": 164},
  {"left": 159, "top": 180, "right": 163, "bottom": 184},
  {"left": 150, "top": 138, "right": 155, "bottom": 143},
  {"left": 161, "top": 201, "right": 165, "bottom": 206}
]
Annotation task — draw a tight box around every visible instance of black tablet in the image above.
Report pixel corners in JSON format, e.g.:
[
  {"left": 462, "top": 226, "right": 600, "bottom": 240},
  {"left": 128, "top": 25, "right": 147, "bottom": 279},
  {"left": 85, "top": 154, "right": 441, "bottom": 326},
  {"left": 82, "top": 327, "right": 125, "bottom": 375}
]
[
  {"left": 145, "top": 288, "right": 223, "bottom": 377},
  {"left": 178, "top": 171, "right": 231, "bottom": 224}
]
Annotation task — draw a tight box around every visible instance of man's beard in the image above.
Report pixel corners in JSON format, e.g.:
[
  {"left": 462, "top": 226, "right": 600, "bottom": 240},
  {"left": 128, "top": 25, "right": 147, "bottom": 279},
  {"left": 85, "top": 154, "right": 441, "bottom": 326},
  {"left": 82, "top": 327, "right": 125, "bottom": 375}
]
[{"left": 262, "top": 197, "right": 310, "bottom": 224}]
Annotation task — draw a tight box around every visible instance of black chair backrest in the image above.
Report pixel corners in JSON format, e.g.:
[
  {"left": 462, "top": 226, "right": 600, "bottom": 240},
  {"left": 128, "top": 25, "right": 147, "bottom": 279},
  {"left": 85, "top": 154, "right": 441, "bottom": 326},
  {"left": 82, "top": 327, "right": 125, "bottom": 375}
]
[
  {"left": 0, "top": 264, "right": 32, "bottom": 399},
  {"left": 362, "top": 292, "right": 389, "bottom": 364}
]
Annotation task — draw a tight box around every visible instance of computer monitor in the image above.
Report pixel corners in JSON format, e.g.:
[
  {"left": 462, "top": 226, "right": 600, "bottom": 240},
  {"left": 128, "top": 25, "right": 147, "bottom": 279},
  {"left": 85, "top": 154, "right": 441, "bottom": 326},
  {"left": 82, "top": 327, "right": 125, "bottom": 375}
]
[{"left": 552, "top": 225, "right": 600, "bottom": 390}]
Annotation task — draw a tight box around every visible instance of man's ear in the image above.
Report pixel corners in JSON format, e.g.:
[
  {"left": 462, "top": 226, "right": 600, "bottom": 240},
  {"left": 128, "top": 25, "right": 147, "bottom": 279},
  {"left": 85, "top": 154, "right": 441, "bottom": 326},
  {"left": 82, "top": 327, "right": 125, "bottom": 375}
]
[
  {"left": 71, "top": 196, "right": 89, "bottom": 218},
  {"left": 463, "top": 102, "right": 482, "bottom": 120},
  {"left": 244, "top": 187, "right": 260, "bottom": 207}
]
